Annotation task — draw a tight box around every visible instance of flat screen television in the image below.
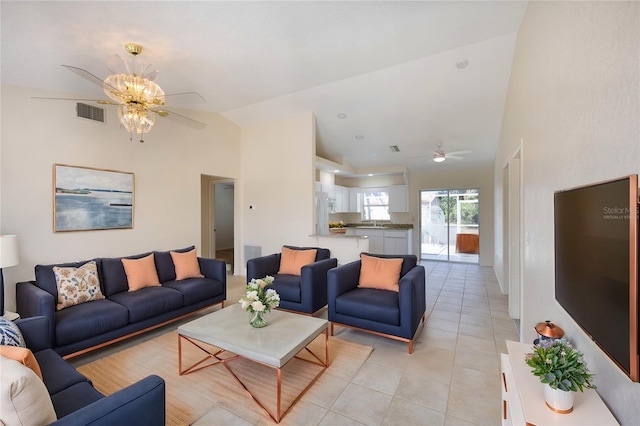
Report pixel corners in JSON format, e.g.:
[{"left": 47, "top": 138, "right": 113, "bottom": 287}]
[{"left": 554, "top": 174, "right": 639, "bottom": 381}]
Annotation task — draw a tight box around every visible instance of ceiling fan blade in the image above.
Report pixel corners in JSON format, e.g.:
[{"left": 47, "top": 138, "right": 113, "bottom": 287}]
[
  {"left": 62, "top": 64, "right": 122, "bottom": 94},
  {"left": 155, "top": 108, "right": 207, "bottom": 130},
  {"left": 446, "top": 155, "right": 465, "bottom": 160},
  {"left": 446, "top": 150, "right": 472, "bottom": 156},
  {"left": 163, "top": 92, "right": 206, "bottom": 105},
  {"left": 32, "top": 96, "right": 120, "bottom": 106}
]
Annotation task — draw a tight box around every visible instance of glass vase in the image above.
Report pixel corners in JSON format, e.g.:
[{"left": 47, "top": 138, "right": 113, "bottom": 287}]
[{"left": 249, "top": 310, "right": 268, "bottom": 328}]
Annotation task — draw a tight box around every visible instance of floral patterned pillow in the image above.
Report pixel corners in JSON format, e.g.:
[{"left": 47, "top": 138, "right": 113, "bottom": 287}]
[{"left": 53, "top": 260, "right": 105, "bottom": 310}]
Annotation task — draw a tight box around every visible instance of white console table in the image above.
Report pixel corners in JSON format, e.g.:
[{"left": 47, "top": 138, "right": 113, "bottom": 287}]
[{"left": 501, "top": 340, "right": 619, "bottom": 426}]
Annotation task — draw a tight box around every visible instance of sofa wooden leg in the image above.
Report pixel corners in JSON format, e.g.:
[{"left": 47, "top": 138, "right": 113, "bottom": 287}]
[
  {"left": 330, "top": 323, "right": 335, "bottom": 336},
  {"left": 408, "top": 340, "right": 414, "bottom": 354}
]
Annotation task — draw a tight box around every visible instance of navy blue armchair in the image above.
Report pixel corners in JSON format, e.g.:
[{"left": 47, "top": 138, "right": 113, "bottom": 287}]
[
  {"left": 246, "top": 246, "right": 337, "bottom": 315},
  {"left": 328, "top": 254, "right": 426, "bottom": 353}
]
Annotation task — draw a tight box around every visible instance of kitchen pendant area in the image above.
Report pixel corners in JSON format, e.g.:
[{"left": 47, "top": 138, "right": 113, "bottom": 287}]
[{"left": 315, "top": 168, "right": 414, "bottom": 256}]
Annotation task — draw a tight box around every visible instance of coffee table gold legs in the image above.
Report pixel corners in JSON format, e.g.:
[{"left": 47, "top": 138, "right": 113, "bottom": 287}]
[
  {"left": 178, "top": 328, "right": 330, "bottom": 423},
  {"left": 178, "top": 335, "right": 225, "bottom": 375}
]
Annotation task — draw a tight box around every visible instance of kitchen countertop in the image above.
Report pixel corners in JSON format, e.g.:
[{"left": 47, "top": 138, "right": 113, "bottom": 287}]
[
  {"left": 310, "top": 234, "right": 367, "bottom": 238},
  {"left": 344, "top": 223, "right": 413, "bottom": 230}
]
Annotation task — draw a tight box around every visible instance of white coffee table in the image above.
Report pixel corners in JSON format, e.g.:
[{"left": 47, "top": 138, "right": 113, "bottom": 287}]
[{"left": 178, "top": 304, "right": 329, "bottom": 423}]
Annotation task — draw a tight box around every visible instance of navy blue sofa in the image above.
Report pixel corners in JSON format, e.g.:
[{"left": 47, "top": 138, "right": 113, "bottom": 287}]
[
  {"left": 247, "top": 246, "right": 337, "bottom": 315},
  {"left": 16, "top": 247, "right": 226, "bottom": 358},
  {"left": 328, "top": 254, "right": 426, "bottom": 353},
  {"left": 15, "top": 316, "right": 165, "bottom": 425}
]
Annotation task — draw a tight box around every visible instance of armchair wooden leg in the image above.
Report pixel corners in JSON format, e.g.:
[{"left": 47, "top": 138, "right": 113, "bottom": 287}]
[
  {"left": 408, "top": 340, "right": 413, "bottom": 354},
  {"left": 330, "top": 323, "right": 335, "bottom": 336}
]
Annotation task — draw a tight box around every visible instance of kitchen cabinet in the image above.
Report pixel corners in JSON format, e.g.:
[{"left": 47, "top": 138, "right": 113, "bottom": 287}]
[
  {"left": 389, "top": 185, "right": 409, "bottom": 212},
  {"left": 350, "top": 228, "right": 411, "bottom": 255},
  {"left": 317, "top": 182, "right": 351, "bottom": 213},
  {"left": 333, "top": 185, "right": 350, "bottom": 213},
  {"left": 349, "top": 188, "right": 361, "bottom": 213},
  {"left": 383, "top": 230, "right": 411, "bottom": 255},
  {"left": 352, "top": 228, "right": 383, "bottom": 253}
]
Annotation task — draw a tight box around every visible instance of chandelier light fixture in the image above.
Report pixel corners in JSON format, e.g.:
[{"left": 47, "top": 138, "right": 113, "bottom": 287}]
[
  {"left": 34, "top": 42, "right": 206, "bottom": 142},
  {"left": 102, "top": 43, "right": 166, "bottom": 143}
]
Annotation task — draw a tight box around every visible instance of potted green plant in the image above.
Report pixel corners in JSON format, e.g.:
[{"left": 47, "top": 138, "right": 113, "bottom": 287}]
[{"left": 525, "top": 338, "right": 595, "bottom": 413}]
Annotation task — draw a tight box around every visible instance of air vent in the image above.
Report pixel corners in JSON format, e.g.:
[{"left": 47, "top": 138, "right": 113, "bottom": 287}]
[
  {"left": 76, "top": 103, "right": 105, "bottom": 123},
  {"left": 244, "top": 245, "right": 262, "bottom": 262},
  {"left": 389, "top": 145, "right": 400, "bottom": 153}
]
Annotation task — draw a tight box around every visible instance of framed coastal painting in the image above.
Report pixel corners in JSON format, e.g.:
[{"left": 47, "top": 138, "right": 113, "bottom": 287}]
[{"left": 53, "top": 164, "right": 134, "bottom": 232}]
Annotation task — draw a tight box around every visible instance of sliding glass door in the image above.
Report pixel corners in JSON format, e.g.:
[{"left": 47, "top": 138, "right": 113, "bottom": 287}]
[{"left": 420, "top": 188, "right": 479, "bottom": 263}]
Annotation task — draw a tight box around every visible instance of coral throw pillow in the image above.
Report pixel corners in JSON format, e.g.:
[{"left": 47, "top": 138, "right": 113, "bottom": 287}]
[
  {"left": 358, "top": 254, "right": 403, "bottom": 292},
  {"left": 0, "top": 346, "right": 43, "bottom": 380},
  {"left": 278, "top": 247, "right": 317, "bottom": 276},
  {"left": 0, "top": 356, "right": 57, "bottom": 425},
  {"left": 170, "top": 249, "right": 204, "bottom": 280},
  {"left": 53, "top": 260, "right": 105, "bottom": 310},
  {"left": 122, "top": 254, "right": 161, "bottom": 291}
]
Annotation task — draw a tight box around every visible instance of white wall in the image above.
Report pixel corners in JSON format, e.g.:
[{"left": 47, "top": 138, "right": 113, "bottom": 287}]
[
  {"left": 0, "top": 85, "right": 241, "bottom": 311},
  {"left": 410, "top": 165, "right": 495, "bottom": 266},
  {"left": 494, "top": 2, "right": 640, "bottom": 423},
  {"left": 239, "top": 112, "right": 316, "bottom": 269}
]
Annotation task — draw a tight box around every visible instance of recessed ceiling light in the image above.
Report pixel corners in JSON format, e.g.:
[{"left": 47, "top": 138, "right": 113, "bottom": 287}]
[
  {"left": 333, "top": 169, "right": 340, "bottom": 173},
  {"left": 337, "top": 113, "right": 348, "bottom": 119},
  {"left": 355, "top": 135, "right": 364, "bottom": 140},
  {"left": 456, "top": 59, "right": 469, "bottom": 69},
  {"left": 367, "top": 173, "right": 374, "bottom": 177}
]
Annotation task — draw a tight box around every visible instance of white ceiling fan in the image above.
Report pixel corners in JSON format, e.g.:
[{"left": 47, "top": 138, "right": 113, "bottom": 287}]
[
  {"left": 430, "top": 140, "right": 471, "bottom": 163},
  {"left": 33, "top": 43, "right": 206, "bottom": 143}
]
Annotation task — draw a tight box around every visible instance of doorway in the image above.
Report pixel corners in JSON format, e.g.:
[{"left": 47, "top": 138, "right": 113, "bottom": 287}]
[
  {"left": 200, "top": 175, "right": 235, "bottom": 272},
  {"left": 420, "top": 188, "right": 479, "bottom": 263}
]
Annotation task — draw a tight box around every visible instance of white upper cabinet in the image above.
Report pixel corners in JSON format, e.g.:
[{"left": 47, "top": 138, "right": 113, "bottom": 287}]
[
  {"left": 389, "top": 185, "right": 409, "bottom": 212},
  {"left": 333, "top": 185, "right": 349, "bottom": 213},
  {"left": 349, "top": 188, "right": 362, "bottom": 213}
]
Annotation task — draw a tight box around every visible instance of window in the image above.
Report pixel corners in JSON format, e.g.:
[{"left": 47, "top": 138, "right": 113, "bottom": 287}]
[{"left": 362, "top": 190, "right": 390, "bottom": 221}]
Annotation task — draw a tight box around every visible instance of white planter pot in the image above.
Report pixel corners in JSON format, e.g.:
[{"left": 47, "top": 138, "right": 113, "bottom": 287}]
[{"left": 544, "top": 385, "right": 574, "bottom": 414}]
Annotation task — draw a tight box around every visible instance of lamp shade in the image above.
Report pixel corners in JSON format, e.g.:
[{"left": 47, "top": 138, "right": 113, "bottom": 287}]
[{"left": 0, "top": 235, "right": 19, "bottom": 268}]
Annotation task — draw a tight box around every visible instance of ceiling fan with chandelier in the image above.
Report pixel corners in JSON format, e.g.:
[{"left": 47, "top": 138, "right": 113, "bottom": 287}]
[
  {"left": 423, "top": 140, "right": 471, "bottom": 163},
  {"left": 34, "top": 43, "right": 206, "bottom": 143}
]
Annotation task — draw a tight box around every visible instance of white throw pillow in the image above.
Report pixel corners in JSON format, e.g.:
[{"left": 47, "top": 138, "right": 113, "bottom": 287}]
[{"left": 0, "top": 355, "right": 57, "bottom": 425}]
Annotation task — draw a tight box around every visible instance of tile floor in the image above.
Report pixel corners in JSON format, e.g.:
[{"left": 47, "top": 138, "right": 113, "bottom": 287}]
[
  {"left": 71, "top": 260, "right": 520, "bottom": 425},
  {"left": 202, "top": 261, "right": 519, "bottom": 425}
]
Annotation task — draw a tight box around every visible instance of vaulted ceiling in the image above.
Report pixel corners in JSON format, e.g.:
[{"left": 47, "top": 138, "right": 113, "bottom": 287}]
[{"left": 1, "top": 1, "right": 528, "bottom": 175}]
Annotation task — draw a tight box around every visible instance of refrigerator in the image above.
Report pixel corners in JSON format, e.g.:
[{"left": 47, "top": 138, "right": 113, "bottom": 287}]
[{"left": 315, "top": 191, "right": 330, "bottom": 235}]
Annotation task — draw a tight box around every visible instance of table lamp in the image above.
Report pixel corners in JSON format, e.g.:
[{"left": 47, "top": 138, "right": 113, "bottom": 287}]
[{"left": 0, "top": 235, "right": 20, "bottom": 316}]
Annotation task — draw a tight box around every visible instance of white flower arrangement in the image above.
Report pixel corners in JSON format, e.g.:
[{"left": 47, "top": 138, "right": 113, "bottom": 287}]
[{"left": 239, "top": 275, "right": 280, "bottom": 314}]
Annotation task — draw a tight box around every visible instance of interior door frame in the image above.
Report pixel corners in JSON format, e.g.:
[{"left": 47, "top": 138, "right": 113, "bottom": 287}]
[
  {"left": 200, "top": 175, "right": 235, "bottom": 268},
  {"left": 503, "top": 142, "right": 524, "bottom": 333}
]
